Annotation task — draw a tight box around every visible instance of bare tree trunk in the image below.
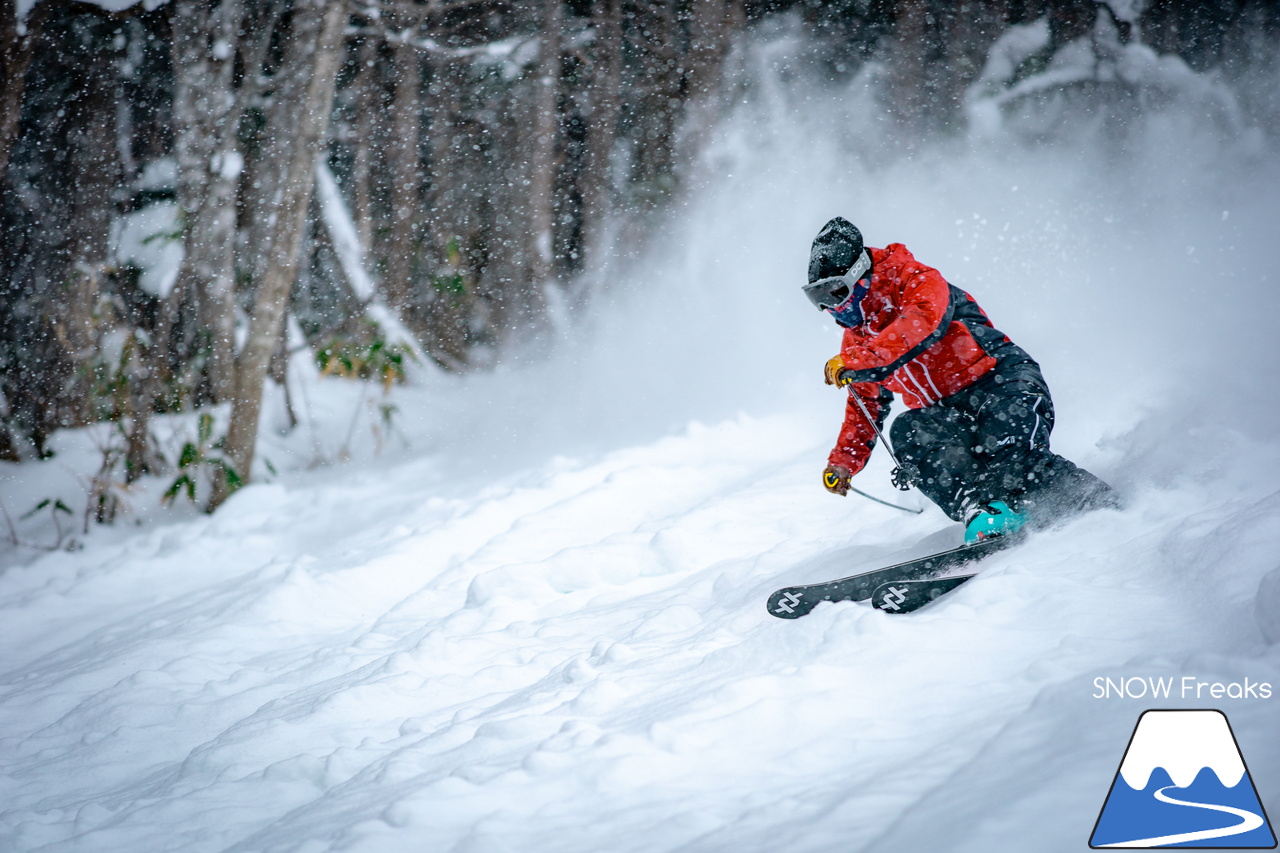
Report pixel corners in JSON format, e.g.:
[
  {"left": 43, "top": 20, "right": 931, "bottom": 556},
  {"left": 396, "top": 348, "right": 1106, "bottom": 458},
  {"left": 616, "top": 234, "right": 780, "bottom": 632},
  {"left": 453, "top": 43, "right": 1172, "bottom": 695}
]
[
  {"left": 891, "top": 0, "right": 929, "bottom": 144},
  {"left": 216, "top": 0, "right": 347, "bottom": 508},
  {"left": 685, "top": 0, "right": 737, "bottom": 103},
  {"left": 383, "top": 35, "right": 421, "bottom": 317},
  {"left": 579, "top": 0, "right": 621, "bottom": 270},
  {"left": 171, "top": 0, "right": 242, "bottom": 404},
  {"left": 481, "top": 95, "right": 526, "bottom": 347},
  {"left": 630, "top": 0, "right": 681, "bottom": 210},
  {"left": 351, "top": 34, "right": 379, "bottom": 254},
  {"left": 423, "top": 51, "right": 474, "bottom": 368},
  {"left": 485, "top": 0, "right": 560, "bottom": 353},
  {"left": 52, "top": 11, "right": 121, "bottom": 428},
  {"left": 0, "top": 0, "right": 47, "bottom": 180},
  {"left": 235, "top": 1, "right": 296, "bottom": 297},
  {"left": 674, "top": 0, "right": 741, "bottom": 197},
  {"left": 928, "top": 1, "right": 1008, "bottom": 132},
  {"left": 526, "top": 0, "right": 562, "bottom": 291}
]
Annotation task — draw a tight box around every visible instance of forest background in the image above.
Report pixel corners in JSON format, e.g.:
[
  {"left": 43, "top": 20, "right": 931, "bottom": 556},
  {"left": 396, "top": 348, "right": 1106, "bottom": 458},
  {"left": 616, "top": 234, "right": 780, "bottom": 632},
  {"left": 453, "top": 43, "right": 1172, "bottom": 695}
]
[{"left": 0, "top": 0, "right": 1276, "bottom": 532}]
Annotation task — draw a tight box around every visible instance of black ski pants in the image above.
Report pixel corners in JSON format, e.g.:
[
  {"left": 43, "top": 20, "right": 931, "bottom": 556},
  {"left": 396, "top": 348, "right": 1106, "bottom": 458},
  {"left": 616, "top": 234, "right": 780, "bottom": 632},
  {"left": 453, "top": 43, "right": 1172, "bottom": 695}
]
[{"left": 888, "top": 361, "right": 1115, "bottom": 522}]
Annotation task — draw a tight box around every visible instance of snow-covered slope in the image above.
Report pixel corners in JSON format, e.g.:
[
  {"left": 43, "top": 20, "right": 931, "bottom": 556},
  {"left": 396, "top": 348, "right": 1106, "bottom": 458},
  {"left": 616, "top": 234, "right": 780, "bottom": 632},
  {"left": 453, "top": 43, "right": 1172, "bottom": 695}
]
[{"left": 3, "top": 25, "right": 1280, "bottom": 853}]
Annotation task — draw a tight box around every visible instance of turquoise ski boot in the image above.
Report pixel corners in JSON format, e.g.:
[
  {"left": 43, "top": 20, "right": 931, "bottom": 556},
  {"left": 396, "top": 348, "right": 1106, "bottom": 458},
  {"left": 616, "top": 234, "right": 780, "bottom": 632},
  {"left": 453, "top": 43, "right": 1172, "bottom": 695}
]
[{"left": 963, "top": 500, "right": 1027, "bottom": 544}]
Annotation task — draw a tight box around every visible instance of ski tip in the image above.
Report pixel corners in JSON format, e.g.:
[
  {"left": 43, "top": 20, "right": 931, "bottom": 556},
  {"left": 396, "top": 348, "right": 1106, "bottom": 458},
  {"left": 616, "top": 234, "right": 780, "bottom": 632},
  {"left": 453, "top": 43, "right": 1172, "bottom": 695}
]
[{"left": 767, "top": 588, "right": 814, "bottom": 619}]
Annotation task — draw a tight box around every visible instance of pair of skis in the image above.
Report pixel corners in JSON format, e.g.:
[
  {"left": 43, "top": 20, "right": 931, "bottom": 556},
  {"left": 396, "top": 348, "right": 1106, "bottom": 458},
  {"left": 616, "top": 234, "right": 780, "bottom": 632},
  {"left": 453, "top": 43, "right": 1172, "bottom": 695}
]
[
  {"left": 766, "top": 532, "right": 1019, "bottom": 619},
  {"left": 770, "top": 383, "right": 1030, "bottom": 618}
]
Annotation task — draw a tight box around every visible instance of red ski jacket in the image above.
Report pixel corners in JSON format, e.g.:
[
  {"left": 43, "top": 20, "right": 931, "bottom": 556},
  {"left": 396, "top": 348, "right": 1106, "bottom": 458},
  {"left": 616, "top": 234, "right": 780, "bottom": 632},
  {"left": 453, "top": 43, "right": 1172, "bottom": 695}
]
[{"left": 828, "top": 243, "right": 1023, "bottom": 474}]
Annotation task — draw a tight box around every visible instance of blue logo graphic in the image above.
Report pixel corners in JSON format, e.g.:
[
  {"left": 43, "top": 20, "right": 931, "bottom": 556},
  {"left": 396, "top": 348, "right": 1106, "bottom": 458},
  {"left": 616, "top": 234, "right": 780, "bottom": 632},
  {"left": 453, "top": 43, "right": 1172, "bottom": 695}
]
[{"left": 1091, "top": 710, "right": 1276, "bottom": 848}]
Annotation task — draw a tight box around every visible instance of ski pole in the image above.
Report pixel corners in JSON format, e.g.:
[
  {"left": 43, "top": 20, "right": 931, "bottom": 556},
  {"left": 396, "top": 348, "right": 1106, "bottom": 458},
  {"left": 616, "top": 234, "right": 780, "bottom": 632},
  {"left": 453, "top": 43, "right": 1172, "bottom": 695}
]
[
  {"left": 844, "top": 383, "right": 918, "bottom": 492},
  {"left": 845, "top": 383, "right": 902, "bottom": 469},
  {"left": 848, "top": 484, "right": 923, "bottom": 514}
]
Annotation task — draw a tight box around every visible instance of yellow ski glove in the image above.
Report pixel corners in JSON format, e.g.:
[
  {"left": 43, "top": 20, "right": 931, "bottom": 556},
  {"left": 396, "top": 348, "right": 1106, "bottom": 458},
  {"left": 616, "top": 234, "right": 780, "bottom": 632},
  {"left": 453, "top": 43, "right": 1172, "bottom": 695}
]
[
  {"left": 822, "top": 465, "right": 852, "bottom": 495},
  {"left": 824, "top": 355, "right": 854, "bottom": 387}
]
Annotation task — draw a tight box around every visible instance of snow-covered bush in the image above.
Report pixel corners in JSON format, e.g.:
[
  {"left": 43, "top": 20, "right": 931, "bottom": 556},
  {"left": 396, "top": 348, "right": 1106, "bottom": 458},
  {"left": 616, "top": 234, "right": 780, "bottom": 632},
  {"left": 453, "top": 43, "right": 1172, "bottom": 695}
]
[{"left": 966, "top": 4, "right": 1252, "bottom": 147}]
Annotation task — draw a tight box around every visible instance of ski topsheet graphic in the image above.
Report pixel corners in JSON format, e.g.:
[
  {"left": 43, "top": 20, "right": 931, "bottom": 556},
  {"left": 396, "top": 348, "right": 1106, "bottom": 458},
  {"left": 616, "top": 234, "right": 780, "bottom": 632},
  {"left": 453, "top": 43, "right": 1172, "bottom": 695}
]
[{"left": 1090, "top": 710, "right": 1276, "bottom": 849}]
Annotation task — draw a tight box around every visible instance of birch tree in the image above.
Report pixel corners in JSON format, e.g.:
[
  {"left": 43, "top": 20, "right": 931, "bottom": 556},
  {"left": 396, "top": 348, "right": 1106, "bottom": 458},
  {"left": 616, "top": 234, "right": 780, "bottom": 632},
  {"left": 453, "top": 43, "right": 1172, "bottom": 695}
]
[{"left": 215, "top": 0, "right": 348, "bottom": 507}]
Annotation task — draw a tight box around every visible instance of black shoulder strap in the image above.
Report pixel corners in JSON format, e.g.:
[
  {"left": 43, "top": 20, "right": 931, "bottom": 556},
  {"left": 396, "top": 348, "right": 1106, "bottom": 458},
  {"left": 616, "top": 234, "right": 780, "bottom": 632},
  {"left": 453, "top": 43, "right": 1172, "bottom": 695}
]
[{"left": 839, "top": 287, "right": 958, "bottom": 384}]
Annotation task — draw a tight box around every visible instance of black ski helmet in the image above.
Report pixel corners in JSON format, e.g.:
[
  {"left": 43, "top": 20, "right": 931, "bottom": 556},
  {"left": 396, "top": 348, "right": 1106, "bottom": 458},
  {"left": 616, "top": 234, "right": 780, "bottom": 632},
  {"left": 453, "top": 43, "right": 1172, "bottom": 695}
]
[
  {"left": 807, "top": 216, "right": 868, "bottom": 284},
  {"left": 803, "top": 217, "right": 874, "bottom": 327}
]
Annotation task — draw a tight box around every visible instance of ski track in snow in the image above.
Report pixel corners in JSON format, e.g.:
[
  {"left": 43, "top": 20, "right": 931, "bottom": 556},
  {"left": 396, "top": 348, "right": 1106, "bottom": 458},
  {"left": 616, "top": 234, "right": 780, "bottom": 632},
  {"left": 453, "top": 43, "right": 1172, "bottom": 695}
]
[{"left": 5, "top": 25, "right": 1280, "bottom": 853}]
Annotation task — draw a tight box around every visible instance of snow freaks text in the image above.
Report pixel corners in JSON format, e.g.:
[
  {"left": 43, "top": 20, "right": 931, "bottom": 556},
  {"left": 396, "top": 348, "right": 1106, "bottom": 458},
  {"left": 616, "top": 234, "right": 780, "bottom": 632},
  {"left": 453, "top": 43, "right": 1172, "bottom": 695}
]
[{"left": 1093, "top": 677, "right": 1274, "bottom": 701}]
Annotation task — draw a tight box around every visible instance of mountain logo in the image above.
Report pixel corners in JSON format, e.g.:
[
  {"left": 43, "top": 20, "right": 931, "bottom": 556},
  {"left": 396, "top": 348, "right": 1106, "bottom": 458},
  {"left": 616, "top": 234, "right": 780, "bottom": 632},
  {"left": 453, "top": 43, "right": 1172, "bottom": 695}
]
[{"left": 1090, "top": 709, "right": 1276, "bottom": 848}]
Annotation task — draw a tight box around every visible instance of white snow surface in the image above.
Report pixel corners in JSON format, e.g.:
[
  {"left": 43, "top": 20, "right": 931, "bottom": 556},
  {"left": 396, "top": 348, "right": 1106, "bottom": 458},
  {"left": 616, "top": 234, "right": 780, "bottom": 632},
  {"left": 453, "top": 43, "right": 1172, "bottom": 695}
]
[{"left": 4, "top": 27, "right": 1280, "bottom": 853}]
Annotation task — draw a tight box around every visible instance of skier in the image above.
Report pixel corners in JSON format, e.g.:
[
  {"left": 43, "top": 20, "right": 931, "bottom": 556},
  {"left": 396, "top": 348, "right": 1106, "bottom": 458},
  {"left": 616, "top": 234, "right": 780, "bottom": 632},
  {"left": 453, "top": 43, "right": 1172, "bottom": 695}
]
[{"left": 803, "top": 216, "right": 1117, "bottom": 543}]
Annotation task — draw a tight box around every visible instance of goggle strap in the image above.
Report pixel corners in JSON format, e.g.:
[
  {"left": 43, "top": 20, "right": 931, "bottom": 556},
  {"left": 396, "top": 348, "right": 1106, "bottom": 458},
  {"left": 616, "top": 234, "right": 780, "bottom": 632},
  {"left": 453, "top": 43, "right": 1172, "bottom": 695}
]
[{"left": 846, "top": 249, "right": 871, "bottom": 283}]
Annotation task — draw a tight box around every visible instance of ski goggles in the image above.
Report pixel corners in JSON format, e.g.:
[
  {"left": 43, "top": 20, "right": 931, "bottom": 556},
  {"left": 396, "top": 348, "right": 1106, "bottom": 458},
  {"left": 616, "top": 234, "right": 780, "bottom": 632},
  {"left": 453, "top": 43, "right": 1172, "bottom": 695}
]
[{"left": 802, "top": 249, "right": 872, "bottom": 311}]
